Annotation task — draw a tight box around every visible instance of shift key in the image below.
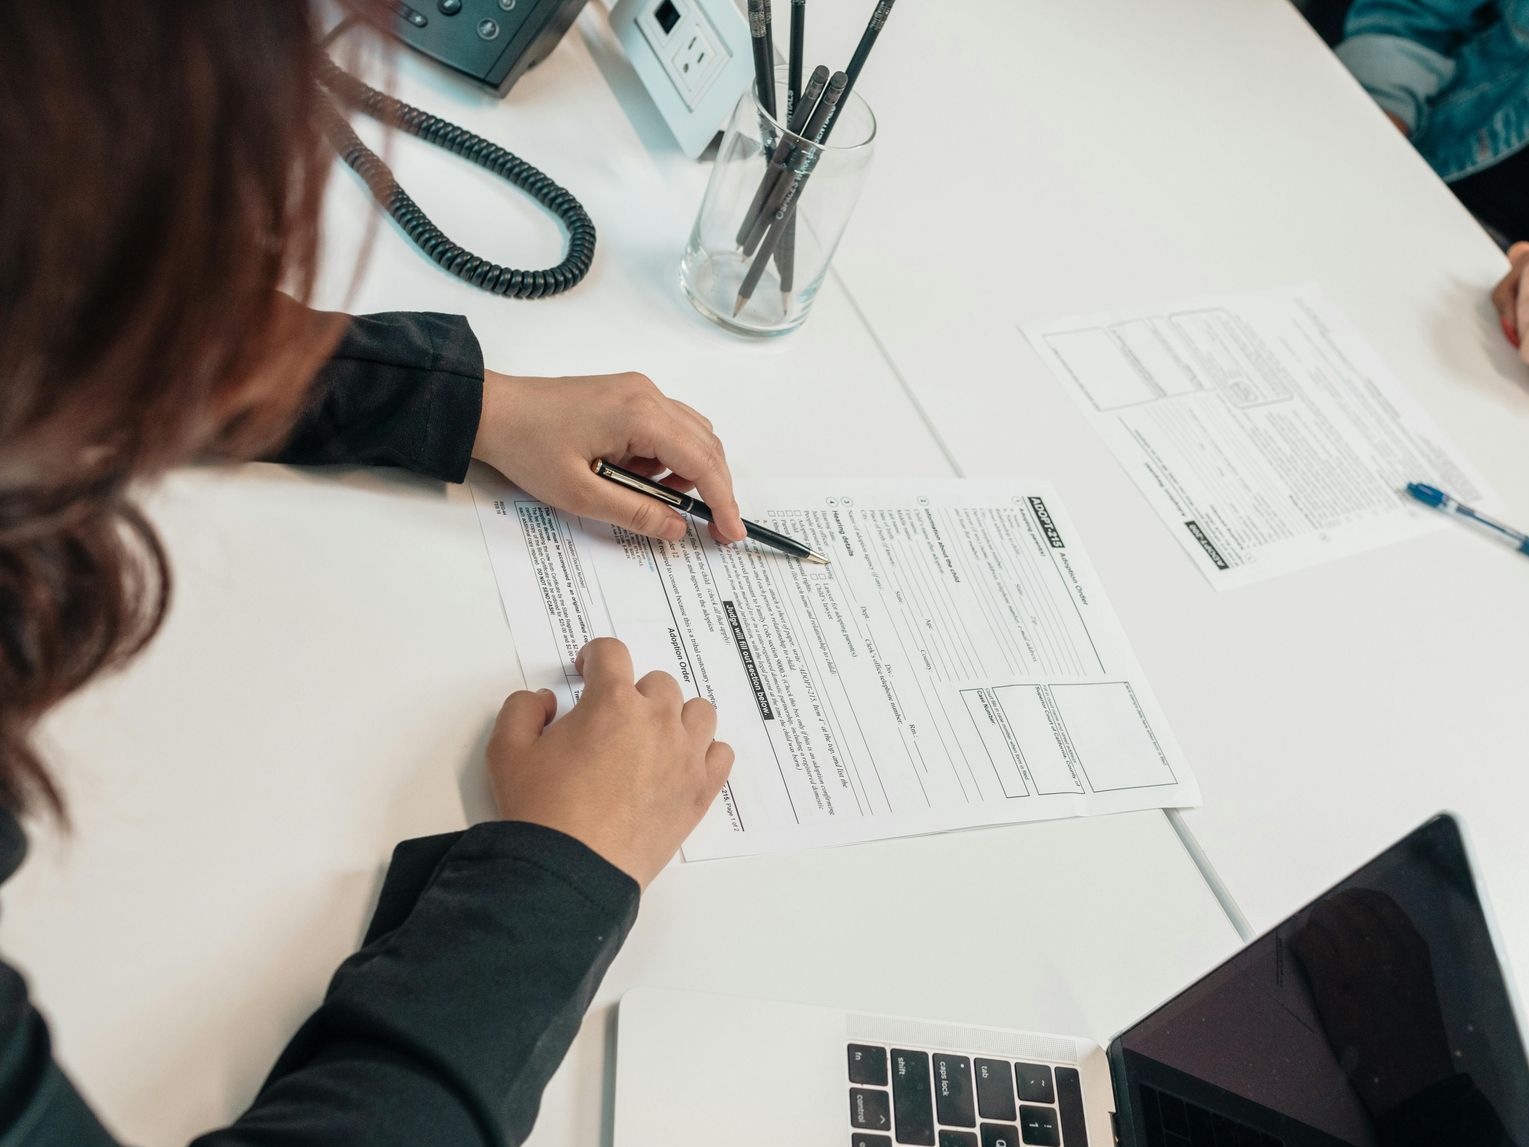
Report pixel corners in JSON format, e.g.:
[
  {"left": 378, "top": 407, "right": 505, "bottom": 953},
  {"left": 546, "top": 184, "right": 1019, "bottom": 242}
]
[
  {"left": 933, "top": 1054, "right": 976, "bottom": 1127},
  {"left": 890, "top": 1049, "right": 935, "bottom": 1145}
]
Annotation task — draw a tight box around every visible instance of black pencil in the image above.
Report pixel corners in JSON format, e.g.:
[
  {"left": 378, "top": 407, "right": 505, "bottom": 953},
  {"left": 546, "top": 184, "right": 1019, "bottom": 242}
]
[
  {"left": 592, "top": 459, "right": 829, "bottom": 564},
  {"left": 841, "top": 0, "right": 895, "bottom": 108},
  {"left": 788, "top": 0, "right": 805, "bottom": 102},
  {"left": 776, "top": 0, "right": 807, "bottom": 308},
  {"left": 747, "top": 0, "right": 776, "bottom": 120}
]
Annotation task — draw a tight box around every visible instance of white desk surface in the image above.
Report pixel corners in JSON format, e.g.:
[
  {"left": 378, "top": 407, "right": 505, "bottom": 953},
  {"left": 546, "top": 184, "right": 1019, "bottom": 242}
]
[
  {"left": 820, "top": 0, "right": 1529, "bottom": 967},
  {"left": 0, "top": 11, "right": 1237, "bottom": 1146}
]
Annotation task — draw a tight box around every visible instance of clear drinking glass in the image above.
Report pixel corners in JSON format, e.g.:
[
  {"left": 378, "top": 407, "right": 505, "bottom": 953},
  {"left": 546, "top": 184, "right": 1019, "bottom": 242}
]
[{"left": 680, "top": 68, "right": 876, "bottom": 337}]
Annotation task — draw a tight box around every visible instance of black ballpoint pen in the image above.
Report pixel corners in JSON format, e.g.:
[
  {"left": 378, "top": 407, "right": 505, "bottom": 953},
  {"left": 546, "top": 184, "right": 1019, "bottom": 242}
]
[{"left": 592, "top": 459, "right": 830, "bottom": 564}]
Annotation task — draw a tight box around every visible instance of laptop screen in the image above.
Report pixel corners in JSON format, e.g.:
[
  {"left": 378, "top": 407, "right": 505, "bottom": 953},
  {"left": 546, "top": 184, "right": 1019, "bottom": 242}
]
[{"left": 1108, "top": 815, "right": 1528, "bottom": 1147}]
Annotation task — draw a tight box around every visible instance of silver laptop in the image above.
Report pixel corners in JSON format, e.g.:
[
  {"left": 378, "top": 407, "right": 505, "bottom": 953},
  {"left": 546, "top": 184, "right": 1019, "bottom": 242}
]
[{"left": 614, "top": 815, "right": 1528, "bottom": 1146}]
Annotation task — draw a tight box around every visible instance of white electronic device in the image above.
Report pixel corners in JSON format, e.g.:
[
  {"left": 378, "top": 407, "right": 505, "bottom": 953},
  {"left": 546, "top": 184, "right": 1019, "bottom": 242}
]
[
  {"left": 609, "top": 0, "right": 756, "bottom": 156},
  {"left": 613, "top": 816, "right": 1529, "bottom": 1147}
]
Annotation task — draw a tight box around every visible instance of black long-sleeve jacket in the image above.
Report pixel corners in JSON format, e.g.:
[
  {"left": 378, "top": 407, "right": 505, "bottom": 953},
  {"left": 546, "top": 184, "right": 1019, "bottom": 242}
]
[{"left": 0, "top": 312, "right": 640, "bottom": 1146}]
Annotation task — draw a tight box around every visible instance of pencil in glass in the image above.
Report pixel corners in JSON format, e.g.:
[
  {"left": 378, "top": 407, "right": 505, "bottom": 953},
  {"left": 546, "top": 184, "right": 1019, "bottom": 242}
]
[
  {"left": 734, "top": 65, "right": 829, "bottom": 250},
  {"left": 752, "top": 0, "right": 897, "bottom": 312},
  {"left": 740, "top": 70, "right": 845, "bottom": 257}
]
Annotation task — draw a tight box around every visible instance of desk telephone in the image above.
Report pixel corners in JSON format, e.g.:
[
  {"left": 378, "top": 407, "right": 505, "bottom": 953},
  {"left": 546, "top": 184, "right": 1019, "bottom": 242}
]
[
  {"left": 379, "top": 0, "right": 590, "bottom": 94},
  {"left": 319, "top": 0, "right": 595, "bottom": 298}
]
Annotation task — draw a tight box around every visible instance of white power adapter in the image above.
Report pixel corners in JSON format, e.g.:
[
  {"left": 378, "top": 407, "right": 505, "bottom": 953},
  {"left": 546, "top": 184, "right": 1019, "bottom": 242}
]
[{"left": 610, "top": 0, "right": 756, "bottom": 156}]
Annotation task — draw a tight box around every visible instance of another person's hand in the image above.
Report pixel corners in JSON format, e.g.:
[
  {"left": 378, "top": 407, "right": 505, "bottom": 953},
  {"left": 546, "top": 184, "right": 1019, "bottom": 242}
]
[
  {"left": 484, "top": 638, "right": 734, "bottom": 889},
  {"left": 472, "top": 370, "right": 746, "bottom": 544},
  {"left": 1491, "top": 241, "right": 1529, "bottom": 364}
]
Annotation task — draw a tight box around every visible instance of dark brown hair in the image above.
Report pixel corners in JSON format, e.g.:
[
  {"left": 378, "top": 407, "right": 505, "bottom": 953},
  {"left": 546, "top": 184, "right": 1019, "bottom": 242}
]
[{"left": 0, "top": 3, "right": 353, "bottom": 816}]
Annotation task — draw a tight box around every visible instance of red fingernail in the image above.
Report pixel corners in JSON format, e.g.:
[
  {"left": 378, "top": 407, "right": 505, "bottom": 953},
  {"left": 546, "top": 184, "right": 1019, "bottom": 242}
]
[{"left": 1503, "top": 315, "right": 1521, "bottom": 348}]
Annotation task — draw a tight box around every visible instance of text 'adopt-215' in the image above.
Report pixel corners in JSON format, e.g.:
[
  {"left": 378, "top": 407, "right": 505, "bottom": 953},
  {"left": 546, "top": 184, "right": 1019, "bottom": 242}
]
[{"left": 734, "top": 0, "right": 898, "bottom": 316}]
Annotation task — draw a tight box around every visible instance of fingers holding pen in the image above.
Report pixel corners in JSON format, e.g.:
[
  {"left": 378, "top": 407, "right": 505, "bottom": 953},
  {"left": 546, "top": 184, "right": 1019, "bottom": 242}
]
[
  {"left": 621, "top": 457, "right": 740, "bottom": 545},
  {"left": 609, "top": 456, "right": 725, "bottom": 543},
  {"left": 478, "top": 369, "right": 817, "bottom": 559},
  {"left": 469, "top": 370, "right": 748, "bottom": 543},
  {"left": 682, "top": 447, "right": 746, "bottom": 543},
  {"left": 627, "top": 401, "right": 746, "bottom": 543},
  {"left": 652, "top": 471, "right": 733, "bottom": 542},
  {"left": 604, "top": 485, "right": 691, "bottom": 542}
]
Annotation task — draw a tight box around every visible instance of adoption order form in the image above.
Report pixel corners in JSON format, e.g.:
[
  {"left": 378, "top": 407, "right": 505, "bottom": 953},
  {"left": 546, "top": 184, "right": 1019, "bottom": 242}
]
[
  {"left": 472, "top": 479, "right": 1199, "bottom": 860},
  {"left": 1026, "top": 285, "right": 1493, "bottom": 587}
]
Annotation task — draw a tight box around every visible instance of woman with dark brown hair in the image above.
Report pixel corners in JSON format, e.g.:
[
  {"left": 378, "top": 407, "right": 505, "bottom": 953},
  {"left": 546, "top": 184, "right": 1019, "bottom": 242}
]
[{"left": 1, "top": 3, "right": 741, "bottom": 1143}]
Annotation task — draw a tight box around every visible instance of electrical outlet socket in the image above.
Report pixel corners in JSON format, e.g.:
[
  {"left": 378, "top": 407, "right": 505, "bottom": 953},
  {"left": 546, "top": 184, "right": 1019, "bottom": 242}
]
[
  {"left": 611, "top": 0, "right": 755, "bottom": 156},
  {"left": 669, "top": 18, "right": 725, "bottom": 106}
]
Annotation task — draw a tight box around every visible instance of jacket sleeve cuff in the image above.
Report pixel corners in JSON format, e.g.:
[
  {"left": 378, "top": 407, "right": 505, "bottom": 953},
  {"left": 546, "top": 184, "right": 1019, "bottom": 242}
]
[
  {"left": 416, "top": 314, "right": 484, "bottom": 484},
  {"left": 368, "top": 823, "right": 639, "bottom": 946},
  {"left": 1336, "top": 33, "right": 1458, "bottom": 134},
  {"left": 447, "top": 821, "right": 640, "bottom": 917},
  {"left": 271, "top": 311, "right": 484, "bottom": 483},
  {"left": 363, "top": 832, "right": 466, "bottom": 946}
]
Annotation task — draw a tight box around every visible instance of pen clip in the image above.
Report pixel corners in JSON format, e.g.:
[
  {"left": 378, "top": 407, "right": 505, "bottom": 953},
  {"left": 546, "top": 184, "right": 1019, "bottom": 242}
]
[{"left": 592, "top": 459, "right": 686, "bottom": 508}]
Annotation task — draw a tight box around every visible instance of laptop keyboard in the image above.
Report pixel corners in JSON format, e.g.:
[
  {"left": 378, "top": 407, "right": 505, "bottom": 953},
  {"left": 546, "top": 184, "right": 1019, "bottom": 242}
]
[
  {"left": 848, "top": 1044, "right": 1088, "bottom": 1147},
  {"left": 1137, "top": 1084, "right": 1284, "bottom": 1147}
]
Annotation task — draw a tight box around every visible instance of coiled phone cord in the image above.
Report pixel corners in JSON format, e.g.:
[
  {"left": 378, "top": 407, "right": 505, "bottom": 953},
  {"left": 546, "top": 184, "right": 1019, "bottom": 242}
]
[{"left": 316, "top": 54, "right": 595, "bottom": 299}]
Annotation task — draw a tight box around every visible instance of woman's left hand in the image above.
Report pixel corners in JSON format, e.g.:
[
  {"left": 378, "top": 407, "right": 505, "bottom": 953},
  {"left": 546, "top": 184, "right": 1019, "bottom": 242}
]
[
  {"left": 471, "top": 370, "right": 747, "bottom": 544},
  {"left": 1491, "top": 241, "right": 1529, "bottom": 364}
]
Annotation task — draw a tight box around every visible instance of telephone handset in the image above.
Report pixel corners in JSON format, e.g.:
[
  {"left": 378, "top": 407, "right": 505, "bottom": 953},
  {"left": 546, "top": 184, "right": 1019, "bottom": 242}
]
[{"left": 317, "top": 10, "right": 596, "bottom": 298}]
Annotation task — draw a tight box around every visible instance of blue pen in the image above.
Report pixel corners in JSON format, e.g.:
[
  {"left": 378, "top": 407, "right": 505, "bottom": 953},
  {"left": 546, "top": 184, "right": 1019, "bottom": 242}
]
[{"left": 1406, "top": 482, "right": 1529, "bottom": 556}]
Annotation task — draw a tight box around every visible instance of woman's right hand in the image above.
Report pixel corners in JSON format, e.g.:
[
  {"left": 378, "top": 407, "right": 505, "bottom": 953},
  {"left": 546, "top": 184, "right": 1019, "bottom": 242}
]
[
  {"left": 472, "top": 370, "right": 746, "bottom": 546},
  {"left": 1491, "top": 241, "right": 1529, "bottom": 364},
  {"left": 484, "top": 638, "right": 734, "bottom": 889}
]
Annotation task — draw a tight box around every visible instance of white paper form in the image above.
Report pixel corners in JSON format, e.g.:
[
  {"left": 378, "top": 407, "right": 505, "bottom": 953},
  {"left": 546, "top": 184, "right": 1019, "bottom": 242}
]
[
  {"left": 1024, "top": 285, "right": 1493, "bottom": 587},
  {"left": 472, "top": 479, "right": 1198, "bottom": 860}
]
